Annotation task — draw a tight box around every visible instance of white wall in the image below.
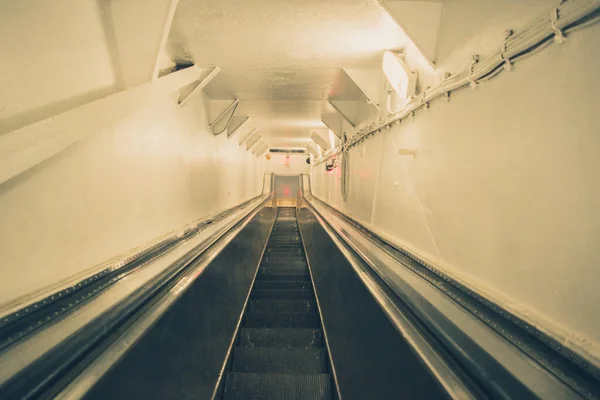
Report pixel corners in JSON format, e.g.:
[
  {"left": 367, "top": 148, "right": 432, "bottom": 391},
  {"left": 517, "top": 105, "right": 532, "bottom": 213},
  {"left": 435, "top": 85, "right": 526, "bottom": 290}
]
[
  {"left": 0, "top": 91, "right": 264, "bottom": 307},
  {"left": 0, "top": 0, "right": 118, "bottom": 135},
  {"left": 311, "top": 22, "right": 600, "bottom": 360},
  {"left": 265, "top": 153, "right": 310, "bottom": 175}
]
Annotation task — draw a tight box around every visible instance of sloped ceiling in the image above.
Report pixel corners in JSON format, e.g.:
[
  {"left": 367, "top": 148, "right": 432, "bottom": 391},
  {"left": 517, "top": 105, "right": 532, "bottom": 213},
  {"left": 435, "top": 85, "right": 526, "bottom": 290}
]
[{"left": 166, "top": 0, "right": 409, "bottom": 146}]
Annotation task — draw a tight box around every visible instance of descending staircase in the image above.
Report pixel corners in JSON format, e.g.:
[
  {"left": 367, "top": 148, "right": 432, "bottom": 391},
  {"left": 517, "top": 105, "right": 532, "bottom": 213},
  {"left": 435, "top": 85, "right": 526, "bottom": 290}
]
[{"left": 222, "top": 207, "right": 333, "bottom": 400}]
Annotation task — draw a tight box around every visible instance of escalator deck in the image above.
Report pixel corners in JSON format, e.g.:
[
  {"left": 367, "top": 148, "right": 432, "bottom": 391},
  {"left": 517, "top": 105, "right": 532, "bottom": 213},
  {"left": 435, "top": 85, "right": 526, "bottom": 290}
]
[{"left": 222, "top": 207, "right": 333, "bottom": 400}]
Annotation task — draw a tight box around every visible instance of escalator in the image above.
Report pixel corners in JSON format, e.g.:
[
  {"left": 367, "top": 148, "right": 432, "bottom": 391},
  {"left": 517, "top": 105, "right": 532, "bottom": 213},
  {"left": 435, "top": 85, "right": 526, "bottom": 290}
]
[
  {"left": 221, "top": 207, "right": 334, "bottom": 399},
  {"left": 3, "top": 194, "right": 595, "bottom": 399}
]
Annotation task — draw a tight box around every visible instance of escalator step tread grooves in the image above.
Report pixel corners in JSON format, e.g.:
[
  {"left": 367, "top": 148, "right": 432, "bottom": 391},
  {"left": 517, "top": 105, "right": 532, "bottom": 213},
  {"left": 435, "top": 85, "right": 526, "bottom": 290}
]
[
  {"left": 247, "top": 300, "right": 317, "bottom": 314},
  {"left": 223, "top": 373, "right": 333, "bottom": 400},
  {"left": 256, "top": 273, "right": 311, "bottom": 282},
  {"left": 238, "top": 328, "right": 323, "bottom": 348},
  {"left": 251, "top": 289, "right": 315, "bottom": 300},
  {"left": 254, "top": 280, "right": 313, "bottom": 290},
  {"left": 243, "top": 313, "right": 321, "bottom": 329},
  {"left": 259, "top": 266, "right": 311, "bottom": 275},
  {"left": 232, "top": 348, "right": 328, "bottom": 373},
  {"left": 223, "top": 207, "right": 333, "bottom": 399}
]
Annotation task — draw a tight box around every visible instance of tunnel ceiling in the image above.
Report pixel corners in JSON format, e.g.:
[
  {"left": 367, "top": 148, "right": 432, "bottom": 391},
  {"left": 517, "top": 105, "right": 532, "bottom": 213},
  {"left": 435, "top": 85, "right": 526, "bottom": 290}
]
[{"left": 166, "top": 0, "right": 408, "bottom": 146}]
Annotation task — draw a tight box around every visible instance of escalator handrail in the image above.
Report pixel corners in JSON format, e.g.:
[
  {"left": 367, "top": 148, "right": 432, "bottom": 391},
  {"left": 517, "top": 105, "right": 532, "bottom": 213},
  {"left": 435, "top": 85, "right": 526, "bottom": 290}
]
[
  {"left": 301, "top": 193, "right": 600, "bottom": 400},
  {"left": 0, "top": 195, "right": 267, "bottom": 353},
  {"left": 0, "top": 194, "right": 274, "bottom": 399}
]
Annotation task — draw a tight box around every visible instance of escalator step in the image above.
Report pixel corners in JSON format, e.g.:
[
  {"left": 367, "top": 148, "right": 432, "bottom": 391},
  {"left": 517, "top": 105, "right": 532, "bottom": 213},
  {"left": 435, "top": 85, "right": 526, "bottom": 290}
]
[
  {"left": 266, "top": 250, "right": 303, "bottom": 256},
  {"left": 258, "top": 266, "right": 310, "bottom": 276},
  {"left": 247, "top": 300, "right": 317, "bottom": 314},
  {"left": 256, "top": 273, "right": 311, "bottom": 282},
  {"left": 263, "top": 257, "right": 306, "bottom": 263},
  {"left": 238, "top": 328, "right": 323, "bottom": 348},
  {"left": 266, "top": 243, "right": 302, "bottom": 248},
  {"left": 261, "top": 261, "right": 307, "bottom": 268},
  {"left": 254, "top": 281, "right": 313, "bottom": 290},
  {"left": 244, "top": 312, "right": 320, "bottom": 328},
  {"left": 251, "top": 289, "right": 315, "bottom": 300},
  {"left": 232, "top": 348, "right": 328, "bottom": 373},
  {"left": 223, "top": 373, "right": 332, "bottom": 400}
]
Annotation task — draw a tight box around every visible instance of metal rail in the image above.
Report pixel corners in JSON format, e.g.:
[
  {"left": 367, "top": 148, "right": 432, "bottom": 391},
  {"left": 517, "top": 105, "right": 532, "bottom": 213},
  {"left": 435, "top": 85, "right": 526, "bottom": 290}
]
[
  {"left": 0, "top": 195, "right": 273, "bottom": 399},
  {"left": 302, "top": 193, "right": 600, "bottom": 399},
  {"left": 0, "top": 195, "right": 265, "bottom": 353}
]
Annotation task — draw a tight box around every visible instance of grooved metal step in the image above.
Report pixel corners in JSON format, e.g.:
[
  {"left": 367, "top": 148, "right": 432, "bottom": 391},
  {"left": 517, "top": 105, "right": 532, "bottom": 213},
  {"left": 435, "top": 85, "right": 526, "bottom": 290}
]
[
  {"left": 232, "top": 348, "right": 328, "bottom": 373},
  {"left": 254, "top": 281, "right": 313, "bottom": 291},
  {"left": 247, "top": 300, "right": 317, "bottom": 314},
  {"left": 251, "top": 289, "right": 315, "bottom": 300},
  {"left": 261, "top": 261, "right": 308, "bottom": 268},
  {"left": 238, "top": 328, "right": 323, "bottom": 348},
  {"left": 222, "top": 207, "right": 332, "bottom": 399},
  {"left": 223, "top": 373, "right": 333, "bottom": 400},
  {"left": 244, "top": 313, "right": 321, "bottom": 329},
  {"left": 258, "top": 266, "right": 311, "bottom": 276},
  {"left": 256, "top": 273, "right": 311, "bottom": 282}
]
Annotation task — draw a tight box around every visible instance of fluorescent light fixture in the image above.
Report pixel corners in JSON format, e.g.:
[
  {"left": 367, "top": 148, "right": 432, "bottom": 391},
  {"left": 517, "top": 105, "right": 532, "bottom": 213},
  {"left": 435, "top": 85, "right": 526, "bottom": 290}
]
[{"left": 382, "top": 51, "right": 416, "bottom": 99}]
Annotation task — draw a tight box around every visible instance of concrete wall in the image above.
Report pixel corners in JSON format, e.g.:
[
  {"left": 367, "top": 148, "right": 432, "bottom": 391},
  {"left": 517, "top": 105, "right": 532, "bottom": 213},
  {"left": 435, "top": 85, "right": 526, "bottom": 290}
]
[
  {"left": 311, "top": 22, "right": 600, "bottom": 360},
  {"left": 0, "top": 1, "right": 264, "bottom": 308}
]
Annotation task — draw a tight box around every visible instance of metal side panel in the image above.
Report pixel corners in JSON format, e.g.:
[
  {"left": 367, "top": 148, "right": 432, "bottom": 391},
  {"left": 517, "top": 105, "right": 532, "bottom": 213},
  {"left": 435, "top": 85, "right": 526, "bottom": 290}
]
[
  {"left": 77, "top": 207, "right": 276, "bottom": 400},
  {"left": 297, "top": 207, "right": 451, "bottom": 400}
]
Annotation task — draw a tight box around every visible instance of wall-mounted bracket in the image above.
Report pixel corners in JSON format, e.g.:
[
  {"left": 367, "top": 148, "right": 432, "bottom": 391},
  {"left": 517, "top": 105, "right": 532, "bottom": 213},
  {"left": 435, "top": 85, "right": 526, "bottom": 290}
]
[
  {"left": 246, "top": 132, "right": 262, "bottom": 150},
  {"left": 227, "top": 116, "right": 251, "bottom": 139},
  {"left": 252, "top": 139, "right": 265, "bottom": 154},
  {"left": 255, "top": 143, "right": 268, "bottom": 156},
  {"left": 328, "top": 99, "right": 357, "bottom": 128},
  {"left": 209, "top": 99, "right": 240, "bottom": 136},
  {"left": 239, "top": 128, "right": 258, "bottom": 146},
  {"left": 305, "top": 143, "right": 319, "bottom": 157},
  {"left": 257, "top": 145, "right": 269, "bottom": 157},
  {"left": 343, "top": 68, "right": 383, "bottom": 108},
  {"left": 178, "top": 67, "right": 221, "bottom": 108},
  {"left": 321, "top": 117, "right": 343, "bottom": 139},
  {"left": 325, "top": 68, "right": 379, "bottom": 131},
  {"left": 310, "top": 131, "right": 330, "bottom": 151},
  {"left": 377, "top": 0, "right": 441, "bottom": 66}
]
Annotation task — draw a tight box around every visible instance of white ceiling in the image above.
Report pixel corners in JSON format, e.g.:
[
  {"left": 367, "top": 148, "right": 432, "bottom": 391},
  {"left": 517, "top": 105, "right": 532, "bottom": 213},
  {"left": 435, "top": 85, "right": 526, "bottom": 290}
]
[{"left": 167, "top": 0, "right": 409, "bottom": 146}]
